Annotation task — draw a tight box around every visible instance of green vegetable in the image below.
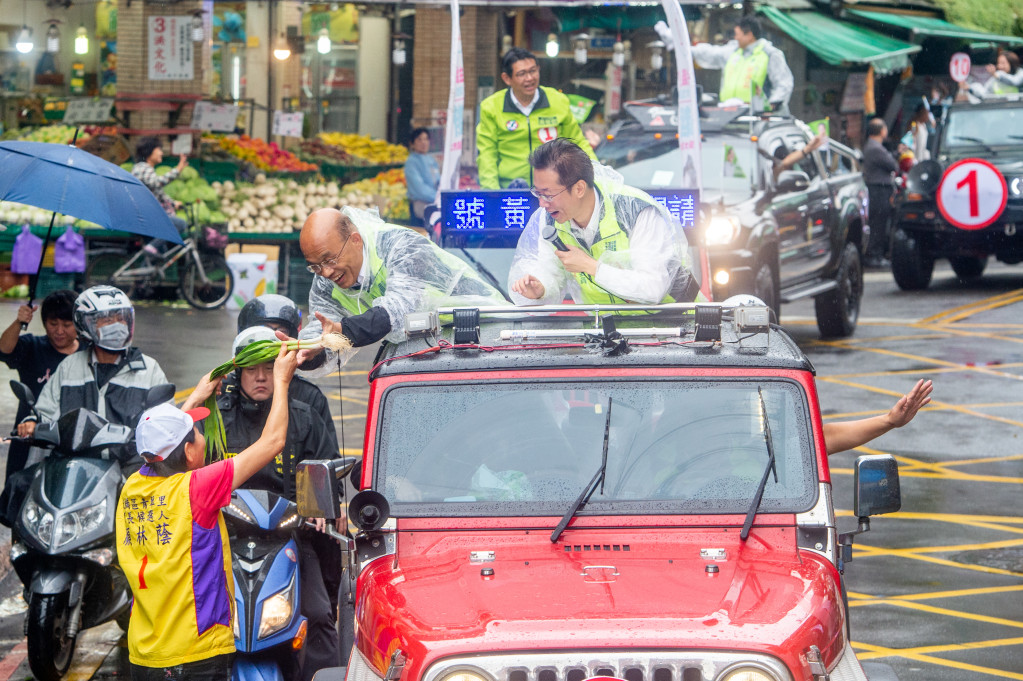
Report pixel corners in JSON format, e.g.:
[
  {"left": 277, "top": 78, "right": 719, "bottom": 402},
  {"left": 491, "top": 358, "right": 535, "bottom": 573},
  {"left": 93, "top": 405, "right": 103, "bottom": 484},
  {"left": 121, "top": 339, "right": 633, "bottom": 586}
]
[{"left": 203, "top": 333, "right": 351, "bottom": 462}]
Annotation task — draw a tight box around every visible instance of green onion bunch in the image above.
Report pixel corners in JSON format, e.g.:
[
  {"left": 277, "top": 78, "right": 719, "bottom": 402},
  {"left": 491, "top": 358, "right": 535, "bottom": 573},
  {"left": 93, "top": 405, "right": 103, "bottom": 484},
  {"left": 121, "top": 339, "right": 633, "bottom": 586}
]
[{"left": 203, "top": 333, "right": 351, "bottom": 462}]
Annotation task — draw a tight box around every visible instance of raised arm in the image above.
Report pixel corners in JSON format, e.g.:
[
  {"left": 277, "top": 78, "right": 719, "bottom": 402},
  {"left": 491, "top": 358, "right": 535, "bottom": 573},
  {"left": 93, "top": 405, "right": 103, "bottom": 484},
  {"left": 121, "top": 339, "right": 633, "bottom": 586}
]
[{"left": 822, "top": 379, "right": 932, "bottom": 455}]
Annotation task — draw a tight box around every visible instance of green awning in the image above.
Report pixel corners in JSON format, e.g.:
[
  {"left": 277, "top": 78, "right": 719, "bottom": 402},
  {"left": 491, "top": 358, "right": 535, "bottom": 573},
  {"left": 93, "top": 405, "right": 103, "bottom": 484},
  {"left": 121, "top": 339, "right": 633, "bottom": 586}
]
[
  {"left": 846, "top": 9, "right": 1023, "bottom": 46},
  {"left": 758, "top": 6, "right": 921, "bottom": 75}
]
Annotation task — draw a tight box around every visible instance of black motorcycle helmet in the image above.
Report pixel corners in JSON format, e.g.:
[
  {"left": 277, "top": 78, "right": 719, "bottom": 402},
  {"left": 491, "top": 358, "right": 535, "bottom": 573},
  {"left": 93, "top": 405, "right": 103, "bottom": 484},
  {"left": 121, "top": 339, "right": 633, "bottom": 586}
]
[{"left": 236, "top": 294, "right": 302, "bottom": 338}]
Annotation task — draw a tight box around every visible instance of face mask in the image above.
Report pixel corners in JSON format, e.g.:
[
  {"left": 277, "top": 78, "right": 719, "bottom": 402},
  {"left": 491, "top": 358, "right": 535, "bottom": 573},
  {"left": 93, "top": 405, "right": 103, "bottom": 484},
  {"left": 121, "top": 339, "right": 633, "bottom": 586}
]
[{"left": 96, "top": 322, "right": 130, "bottom": 349}]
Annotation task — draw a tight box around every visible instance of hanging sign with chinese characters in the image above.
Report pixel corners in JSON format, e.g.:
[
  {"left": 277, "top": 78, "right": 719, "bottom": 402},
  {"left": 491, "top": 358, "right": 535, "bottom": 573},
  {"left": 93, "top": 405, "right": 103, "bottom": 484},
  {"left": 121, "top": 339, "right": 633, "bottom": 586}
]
[{"left": 148, "top": 16, "right": 194, "bottom": 81}]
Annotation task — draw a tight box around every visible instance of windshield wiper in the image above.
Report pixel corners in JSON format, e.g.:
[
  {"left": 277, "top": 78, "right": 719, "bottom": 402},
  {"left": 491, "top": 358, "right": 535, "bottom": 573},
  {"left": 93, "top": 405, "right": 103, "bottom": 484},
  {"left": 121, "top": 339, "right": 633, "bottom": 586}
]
[
  {"left": 740, "top": 388, "right": 778, "bottom": 541},
  {"left": 952, "top": 136, "right": 997, "bottom": 155},
  {"left": 551, "top": 397, "right": 612, "bottom": 543}
]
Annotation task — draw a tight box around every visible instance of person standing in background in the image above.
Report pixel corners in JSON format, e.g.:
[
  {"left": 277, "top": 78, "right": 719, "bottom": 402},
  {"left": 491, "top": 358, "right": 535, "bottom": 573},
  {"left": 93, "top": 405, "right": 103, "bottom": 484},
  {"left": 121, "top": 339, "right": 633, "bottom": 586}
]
[
  {"left": 862, "top": 118, "right": 899, "bottom": 269},
  {"left": 132, "top": 136, "right": 189, "bottom": 257},
  {"left": 403, "top": 128, "right": 440, "bottom": 226}
]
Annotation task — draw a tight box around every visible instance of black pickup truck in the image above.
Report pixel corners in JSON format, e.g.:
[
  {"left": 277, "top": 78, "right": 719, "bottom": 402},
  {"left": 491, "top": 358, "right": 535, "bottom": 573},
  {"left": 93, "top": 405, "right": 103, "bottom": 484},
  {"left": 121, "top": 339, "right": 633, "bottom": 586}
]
[
  {"left": 892, "top": 97, "right": 1023, "bottom": 290},
  {"left": 599, "top": 105, "right": 869, "bottom": 338}
]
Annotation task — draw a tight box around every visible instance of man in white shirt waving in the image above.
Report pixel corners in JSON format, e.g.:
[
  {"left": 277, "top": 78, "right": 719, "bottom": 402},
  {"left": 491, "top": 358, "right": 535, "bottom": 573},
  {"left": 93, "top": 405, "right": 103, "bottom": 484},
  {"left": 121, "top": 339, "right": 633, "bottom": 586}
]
[{"left": 509, "top": 138, "right": 701, "bottom": 306}]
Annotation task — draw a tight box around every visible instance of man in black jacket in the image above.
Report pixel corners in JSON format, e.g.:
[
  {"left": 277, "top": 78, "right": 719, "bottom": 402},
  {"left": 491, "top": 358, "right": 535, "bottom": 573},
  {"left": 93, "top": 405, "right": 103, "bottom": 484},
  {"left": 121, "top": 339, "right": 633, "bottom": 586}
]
[
  {"left": 862, "top": 117, "right": 900, "bottom": 268},
  {"left": 220, "top": 326, "right": 341, "bottom": 681}
]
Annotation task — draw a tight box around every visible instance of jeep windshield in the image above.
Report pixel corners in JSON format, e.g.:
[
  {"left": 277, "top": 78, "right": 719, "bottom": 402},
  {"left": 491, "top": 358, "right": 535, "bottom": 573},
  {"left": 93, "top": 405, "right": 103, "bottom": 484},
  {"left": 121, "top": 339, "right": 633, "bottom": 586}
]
[
  {"left": 375, "top": 378, "right": 817, "bottom": 517},
  {"left": 940, "top": 105, "right": 1023, "bottom": 159},
  {"left": 597, "top": 132, "right": 758, "bottom": 202}
]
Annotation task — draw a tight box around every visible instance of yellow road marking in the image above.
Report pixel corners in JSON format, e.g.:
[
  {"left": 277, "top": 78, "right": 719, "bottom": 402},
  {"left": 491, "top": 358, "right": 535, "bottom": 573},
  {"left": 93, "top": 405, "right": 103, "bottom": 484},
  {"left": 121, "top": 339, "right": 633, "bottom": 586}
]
[
  {"left": 853, "top": 639, "right": 1023, "bottom": 678},
  {"left": 327, "top": 394, "right": 369, "bottom": 405},
  {"left": 918, "top": 288, "right": 1023, "bottom": 324},
  {"left": 850, "top": 597, "right": 1023, "bottom": 629},
  {"left": 850, "top": 544, "right": 1023, "bottom": 577},
  {"left": 326, "top": 370, "right": 370, "bottom": 378},
  {"left": 926, "top": 292, "right": 1023, "bottom": 324},
  {"left": 174, "top": 386, "right": 193, "bottom": 400},
  {"left": 850, "top": 583, "right": 1023, "bottom": 603}
]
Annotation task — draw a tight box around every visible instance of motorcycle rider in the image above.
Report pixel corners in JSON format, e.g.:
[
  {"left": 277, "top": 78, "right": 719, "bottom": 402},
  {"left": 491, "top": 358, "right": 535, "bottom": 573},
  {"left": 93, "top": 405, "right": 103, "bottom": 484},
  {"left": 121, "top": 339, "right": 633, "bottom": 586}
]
[
  {"left": 22, "top": 286, "right": 170, "bottom": 450},
  {"left": 216, "top": 325, "right": 341, "bottom": 680},
  {"left": 235, "top": 294, "right": 338, "bottom": 454}
]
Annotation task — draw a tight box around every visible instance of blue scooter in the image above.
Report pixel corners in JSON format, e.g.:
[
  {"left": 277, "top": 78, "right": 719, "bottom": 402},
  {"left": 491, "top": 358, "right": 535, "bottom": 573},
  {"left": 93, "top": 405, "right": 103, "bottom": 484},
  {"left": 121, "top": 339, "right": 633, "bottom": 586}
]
[{"left": 225, "top": 489, "right": 308, "bottom": 681}]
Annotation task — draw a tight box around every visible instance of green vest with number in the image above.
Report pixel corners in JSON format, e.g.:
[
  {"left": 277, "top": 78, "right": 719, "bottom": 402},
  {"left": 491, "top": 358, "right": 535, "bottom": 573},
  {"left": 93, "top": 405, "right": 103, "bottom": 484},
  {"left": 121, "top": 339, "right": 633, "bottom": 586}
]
[
  {"left": 721, "top": 42, "right": 769, "bottom": 103},
  {"left": 548, "top": 181, "right": 700, "bottom": 307},
  {"left": 992, "top": 78, "right": 1019, "bottom": 95}
]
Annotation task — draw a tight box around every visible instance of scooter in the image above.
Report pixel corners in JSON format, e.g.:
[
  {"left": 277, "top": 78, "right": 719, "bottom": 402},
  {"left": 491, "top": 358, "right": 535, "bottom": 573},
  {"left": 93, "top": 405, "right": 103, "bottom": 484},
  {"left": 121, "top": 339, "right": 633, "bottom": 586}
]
[
  {"left": 225, "top": 488, "right": 309, "bottom": 681},
  {"left": 7, "top": 380, "right": 175, "bottom": 681}
]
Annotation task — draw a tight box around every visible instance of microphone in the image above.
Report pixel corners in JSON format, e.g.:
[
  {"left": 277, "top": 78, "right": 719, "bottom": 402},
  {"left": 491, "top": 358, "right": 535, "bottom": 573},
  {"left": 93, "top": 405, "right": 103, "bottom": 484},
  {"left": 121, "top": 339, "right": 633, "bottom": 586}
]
[{"left": 541, "top": 222, "right": 570, "bottom": 252}]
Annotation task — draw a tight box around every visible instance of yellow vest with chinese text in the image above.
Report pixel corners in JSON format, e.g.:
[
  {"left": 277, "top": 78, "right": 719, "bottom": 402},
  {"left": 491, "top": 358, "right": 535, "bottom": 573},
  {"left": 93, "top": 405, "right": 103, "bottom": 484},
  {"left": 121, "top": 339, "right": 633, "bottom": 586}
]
[{"left": 116, "top": 468, "right": 235, "bottom": 667}]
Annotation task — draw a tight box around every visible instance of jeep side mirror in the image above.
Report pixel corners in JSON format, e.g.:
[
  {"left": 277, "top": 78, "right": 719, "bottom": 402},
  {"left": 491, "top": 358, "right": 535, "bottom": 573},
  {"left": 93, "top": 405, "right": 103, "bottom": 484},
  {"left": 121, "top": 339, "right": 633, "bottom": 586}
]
[
  {"left": 296, "top": 457, "right": 360, "bottom": 519},
  {"left": 9, "top": 380, "right": 34, "bottom": 409},
  {"left": 776, "top": 170, "right": 810, "bottom": 194},
  {"left": 853, "top": 454, "right": 901, "bottom": 517}
]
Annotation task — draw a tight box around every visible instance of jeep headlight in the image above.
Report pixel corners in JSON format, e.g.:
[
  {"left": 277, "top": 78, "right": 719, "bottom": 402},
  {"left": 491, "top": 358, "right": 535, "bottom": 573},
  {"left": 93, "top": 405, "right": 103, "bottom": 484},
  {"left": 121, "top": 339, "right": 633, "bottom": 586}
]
[
  {"left": 258, "top": 573, "right": 296, "bottom": 639},
  {"left": 719, "top": 666, "right": 779, "bottom": 681},
  {"left": 438, "top": 670, "right": 492, "bottom": 681},
  {"left": 705, "top": 215, "right": 741, "bottom": 246},
  {"left": 1011, "top": 177, "right": 1023, "bottom": 196}
]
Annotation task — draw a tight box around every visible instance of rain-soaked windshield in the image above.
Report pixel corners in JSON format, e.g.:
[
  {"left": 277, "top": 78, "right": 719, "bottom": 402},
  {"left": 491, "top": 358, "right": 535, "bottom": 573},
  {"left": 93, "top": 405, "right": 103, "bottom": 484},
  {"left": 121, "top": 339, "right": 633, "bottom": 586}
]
[
  {"left": 941, "top": 106, "right": 1023, "bottom": 157},
  {"left": 597, "top": 133, "right": 759, "bottom": 200},
  {"left": 375, "top": 379, "right": 817, "bottom": 517}
]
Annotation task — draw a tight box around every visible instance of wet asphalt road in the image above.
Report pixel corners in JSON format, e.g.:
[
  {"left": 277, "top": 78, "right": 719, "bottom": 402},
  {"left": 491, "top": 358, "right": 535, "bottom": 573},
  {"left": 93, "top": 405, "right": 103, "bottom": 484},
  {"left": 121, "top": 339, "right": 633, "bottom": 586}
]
[{"left": 0, "top": 260, "right": 1019, "bottom": 680}]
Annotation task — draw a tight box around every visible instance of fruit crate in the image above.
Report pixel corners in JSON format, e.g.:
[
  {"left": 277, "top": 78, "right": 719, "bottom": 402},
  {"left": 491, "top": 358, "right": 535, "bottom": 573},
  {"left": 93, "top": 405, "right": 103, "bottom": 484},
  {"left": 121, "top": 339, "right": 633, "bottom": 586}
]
[{"left": 320, "top": 162, "right": 403, "bottom": 185}]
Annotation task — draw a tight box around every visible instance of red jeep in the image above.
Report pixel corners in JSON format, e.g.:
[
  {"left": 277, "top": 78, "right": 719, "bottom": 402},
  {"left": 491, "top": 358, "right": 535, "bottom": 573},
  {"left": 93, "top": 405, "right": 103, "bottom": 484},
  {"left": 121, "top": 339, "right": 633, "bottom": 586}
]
[{"left": 299, "top": 302, "right": 901, "bottom": 681}]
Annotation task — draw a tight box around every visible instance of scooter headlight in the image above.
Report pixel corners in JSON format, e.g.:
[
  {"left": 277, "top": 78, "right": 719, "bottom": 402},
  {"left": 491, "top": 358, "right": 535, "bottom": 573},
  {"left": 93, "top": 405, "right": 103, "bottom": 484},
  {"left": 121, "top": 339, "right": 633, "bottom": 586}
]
[
  {"left": 37, "top": 512, "right": 54, "bottom": 546},
  {"left": 22, "top": 497, "right": 41, "bottom": 525},
  {"left": 258, "top": 573, "right": 296, "bottom": 639},
  {"left": 54, "top": 500, "right": 107, "bottom": 549}
]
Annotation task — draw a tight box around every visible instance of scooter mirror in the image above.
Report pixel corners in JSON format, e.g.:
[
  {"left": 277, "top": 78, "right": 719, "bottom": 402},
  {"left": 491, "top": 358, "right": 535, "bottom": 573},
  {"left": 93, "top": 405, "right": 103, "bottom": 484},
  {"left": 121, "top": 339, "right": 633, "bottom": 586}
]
[
  {"left": 145, "top": 383, "right": 177, "bottom": 409},
  {"left": 297, "top": 459, "right": 342, "bottom": 519},
  {"left": 9, "top": 380, "right": 34, "bottom": 409}
]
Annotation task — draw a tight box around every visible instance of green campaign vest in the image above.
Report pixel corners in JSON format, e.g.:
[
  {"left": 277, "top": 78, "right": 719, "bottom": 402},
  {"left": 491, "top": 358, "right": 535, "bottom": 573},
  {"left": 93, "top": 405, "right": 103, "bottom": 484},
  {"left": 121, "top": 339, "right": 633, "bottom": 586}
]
[
  {"left": 548, "top": 181, "right": 698, "bottom": 307},
  {"left": 992, "top": 79, "right": 1019, "bottom": 95},
  {"left": 721, "top": 42, "right": 769, "bottom": 103}
]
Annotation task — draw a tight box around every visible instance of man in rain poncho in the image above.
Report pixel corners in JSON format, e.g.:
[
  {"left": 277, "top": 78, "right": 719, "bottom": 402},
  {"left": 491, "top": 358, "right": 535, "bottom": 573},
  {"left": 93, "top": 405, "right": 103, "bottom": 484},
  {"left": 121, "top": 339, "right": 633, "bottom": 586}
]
[
  {"left": 509, "top": 138, "right": 702, "bottom": 306},
  {"left": 296, "top": 207, "right": 508, "bottom": 372}
]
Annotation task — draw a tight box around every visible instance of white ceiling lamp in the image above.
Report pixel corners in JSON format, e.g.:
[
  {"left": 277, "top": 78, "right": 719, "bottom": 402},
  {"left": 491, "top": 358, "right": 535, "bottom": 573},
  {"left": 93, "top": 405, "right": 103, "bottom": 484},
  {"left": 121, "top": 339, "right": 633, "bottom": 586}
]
[
  {"left": 15, "top": 26, "right": 33, "bottom": 54},
  {"left": 612, "top": 39, "right": 625, "bottom": 67},
  {"left": 45, "top": 21, "right": 60, "bottom": 53},
  {"left": 316, "top": 27, "right": 331, "bottom": 55},
  {"left": 545, "top": 33, "right": 559, "bottom": 58},
  {"left": 191, "top": 11, "right": 204, "bottom": 42},
  {"left": 74, "top": 25, "right": 88, "bottom": 54},
  {"left": 648, "top": 40, "right": 665, "bottom": 71},
  {"left": 392, "top": 38, "right": 406, "bottom": 66},
  {"left": 273, "top": 33, "right": 291, "bottom": 61},
  {"left": 573, "top": 33, "right": 589, "bottom": 65}
]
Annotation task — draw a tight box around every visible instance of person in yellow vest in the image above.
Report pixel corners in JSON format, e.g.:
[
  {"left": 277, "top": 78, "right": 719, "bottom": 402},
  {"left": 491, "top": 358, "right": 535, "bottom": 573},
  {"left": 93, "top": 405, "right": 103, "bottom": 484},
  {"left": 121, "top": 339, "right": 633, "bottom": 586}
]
[
  {"left": 692, "top": 16, "right": 793, "bottom": 112},
  {"left": 967, "top": 51, "right": 1022, "bottom": 99},
  {"left": 115, "top": 343, "right": 297, "bottom": 680},
  {"left": 295, "top": 207, "right": 509, "bottom": 373},
  {"left": 509, "top": 138, "right": 702, "bottom": 306},
  {"left": 476, "top": 47, "right": 596, "bottom": 189}
]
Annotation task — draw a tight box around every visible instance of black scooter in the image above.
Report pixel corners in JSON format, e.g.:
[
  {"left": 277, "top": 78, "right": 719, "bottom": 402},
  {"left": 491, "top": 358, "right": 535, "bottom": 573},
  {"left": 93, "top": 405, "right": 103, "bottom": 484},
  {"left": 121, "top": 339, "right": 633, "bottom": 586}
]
[{"left": 6, "top": 380, "right": 174, "bottom": 681}]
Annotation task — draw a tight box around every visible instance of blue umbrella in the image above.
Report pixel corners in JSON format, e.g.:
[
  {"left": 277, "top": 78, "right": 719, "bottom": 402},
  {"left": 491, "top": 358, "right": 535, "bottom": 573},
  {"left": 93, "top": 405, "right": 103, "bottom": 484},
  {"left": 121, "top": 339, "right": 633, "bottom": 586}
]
[{"left": 0, "top": 140, "right": 184, "bottom": 311}]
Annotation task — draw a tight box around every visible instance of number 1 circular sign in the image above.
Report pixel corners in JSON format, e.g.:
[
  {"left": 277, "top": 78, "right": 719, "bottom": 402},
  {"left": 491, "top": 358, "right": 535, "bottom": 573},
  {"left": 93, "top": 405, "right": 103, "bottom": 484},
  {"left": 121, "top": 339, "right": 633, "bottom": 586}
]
[{"left": 936, "top": 158, "right": 1008, "bottom": 230}]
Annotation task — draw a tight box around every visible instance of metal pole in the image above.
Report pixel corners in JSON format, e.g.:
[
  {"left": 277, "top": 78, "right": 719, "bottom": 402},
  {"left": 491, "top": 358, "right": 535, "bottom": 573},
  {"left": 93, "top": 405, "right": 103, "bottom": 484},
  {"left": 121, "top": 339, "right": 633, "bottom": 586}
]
[{"left": 267, "top": 0, "right": 275, "bottom": 141}]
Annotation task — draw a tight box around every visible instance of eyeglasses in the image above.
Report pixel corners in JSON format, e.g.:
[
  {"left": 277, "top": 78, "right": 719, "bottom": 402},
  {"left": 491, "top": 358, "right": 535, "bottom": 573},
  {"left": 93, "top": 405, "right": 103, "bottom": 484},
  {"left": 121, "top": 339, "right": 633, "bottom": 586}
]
[
  {"left": 530, "top": 185, "right": 570, "bottom": 202},
  {"left": 513, "top": 66, "right": 539, "bottom": 79},
  {"left": 306, "top": 235, "right": 352, "bottom": 275}
]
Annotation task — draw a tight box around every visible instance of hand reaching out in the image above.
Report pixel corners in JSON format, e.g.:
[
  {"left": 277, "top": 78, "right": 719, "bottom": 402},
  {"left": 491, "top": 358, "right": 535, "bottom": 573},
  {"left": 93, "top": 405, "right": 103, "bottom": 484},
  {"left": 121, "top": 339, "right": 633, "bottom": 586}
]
[{"left": 885, "top": 379, "right": 933, "bottom": 429}]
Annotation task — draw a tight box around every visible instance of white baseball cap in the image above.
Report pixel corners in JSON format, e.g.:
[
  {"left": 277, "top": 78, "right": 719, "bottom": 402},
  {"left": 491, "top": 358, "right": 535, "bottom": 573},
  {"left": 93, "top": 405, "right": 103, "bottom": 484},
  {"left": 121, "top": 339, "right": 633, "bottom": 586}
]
[{"left": 136, "top": 402, "right": 210, "bottom": 461}]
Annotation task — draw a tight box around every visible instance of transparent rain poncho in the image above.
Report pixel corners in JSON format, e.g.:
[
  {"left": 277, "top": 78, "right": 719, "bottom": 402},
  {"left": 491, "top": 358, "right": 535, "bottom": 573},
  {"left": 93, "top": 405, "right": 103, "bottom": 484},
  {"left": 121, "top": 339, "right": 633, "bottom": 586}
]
[
  {"left": 508, "top": 163, "right": 699, "bottom": 306},
  {"left": 300, "top": 206, "right": 509, "bottom": 375}
]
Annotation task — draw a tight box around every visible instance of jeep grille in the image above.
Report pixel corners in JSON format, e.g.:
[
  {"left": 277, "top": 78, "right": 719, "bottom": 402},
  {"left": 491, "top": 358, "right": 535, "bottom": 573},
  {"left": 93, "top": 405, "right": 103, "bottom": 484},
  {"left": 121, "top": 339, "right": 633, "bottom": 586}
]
[{"left": 422, "top": 651, "right": 792, "bottom": 681}]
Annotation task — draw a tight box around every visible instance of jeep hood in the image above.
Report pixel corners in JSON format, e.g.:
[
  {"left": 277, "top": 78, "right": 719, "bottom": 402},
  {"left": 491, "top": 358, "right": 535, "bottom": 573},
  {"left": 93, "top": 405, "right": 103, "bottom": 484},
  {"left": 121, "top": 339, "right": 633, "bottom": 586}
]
[{"left": 357, "top": 527, "right": 844, "bottom": 667}]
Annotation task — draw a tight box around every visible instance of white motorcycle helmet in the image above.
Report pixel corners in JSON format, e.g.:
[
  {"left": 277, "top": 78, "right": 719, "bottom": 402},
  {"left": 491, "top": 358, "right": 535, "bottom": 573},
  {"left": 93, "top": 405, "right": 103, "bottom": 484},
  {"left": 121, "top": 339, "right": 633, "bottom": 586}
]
[
  {"left": 233, "top": 325, "right": 279, "bottom": 356},
  {"left": 74, "top": 286, "right": 135, "bottom": 352}
]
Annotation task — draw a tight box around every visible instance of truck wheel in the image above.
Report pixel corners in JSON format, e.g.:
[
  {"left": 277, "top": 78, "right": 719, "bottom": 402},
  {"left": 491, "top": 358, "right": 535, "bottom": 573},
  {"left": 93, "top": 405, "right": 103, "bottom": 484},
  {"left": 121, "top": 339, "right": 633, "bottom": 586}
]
[
  {"left": 27, "top": 592, "right": 76, "bottom": 681},
  {"left": 815, "top": 243, "right": 862, "bottom": 338},
  {"left": 950, "top": 256, "right": 987, "bottom": 280},
  {"left": 891, "top": 229, "right": 934, "bottom": 291},
  {"left": 753, "top": 261, "right": 780, "bottom": 324}
]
